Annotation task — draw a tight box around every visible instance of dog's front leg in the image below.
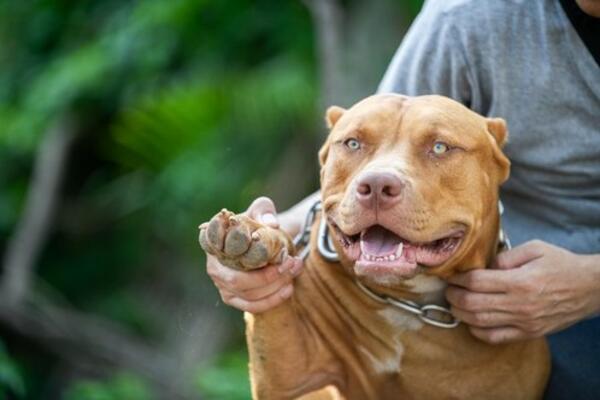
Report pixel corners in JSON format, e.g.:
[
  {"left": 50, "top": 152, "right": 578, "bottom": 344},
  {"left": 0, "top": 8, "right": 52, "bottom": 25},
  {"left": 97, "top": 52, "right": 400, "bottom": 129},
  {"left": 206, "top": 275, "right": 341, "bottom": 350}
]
[
  {"left": 200, "top": 209, "right": 342, "bottom": 399},
  {"left": 247, "top": 302, "right": 343, "bottom": 400}
]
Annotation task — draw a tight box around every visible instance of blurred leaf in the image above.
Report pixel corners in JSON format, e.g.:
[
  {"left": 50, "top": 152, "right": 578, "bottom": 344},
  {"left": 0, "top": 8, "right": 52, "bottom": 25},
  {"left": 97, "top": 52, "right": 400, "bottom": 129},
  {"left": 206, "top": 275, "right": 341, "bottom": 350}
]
[
  {"left": 0, "top": 340, "right": 25, "bottom": 398},
  {"left": 63, "top": 372, "right": 153, "bottom": 400}
]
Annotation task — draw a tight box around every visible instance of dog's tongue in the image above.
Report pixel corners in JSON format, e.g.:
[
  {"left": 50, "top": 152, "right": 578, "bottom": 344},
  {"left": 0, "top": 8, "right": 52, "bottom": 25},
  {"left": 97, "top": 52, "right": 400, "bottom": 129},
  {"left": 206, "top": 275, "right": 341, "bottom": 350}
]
[{"left": 360, "top": 225, "right": 402, "bottom": 256}]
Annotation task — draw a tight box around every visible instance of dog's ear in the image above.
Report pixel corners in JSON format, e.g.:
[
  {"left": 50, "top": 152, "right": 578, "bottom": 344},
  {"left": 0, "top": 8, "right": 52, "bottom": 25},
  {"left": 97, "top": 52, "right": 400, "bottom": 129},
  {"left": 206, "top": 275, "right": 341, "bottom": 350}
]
[
  {"left": 318, "top": 141, "right": 330, "bottom": 167},
  {"left": 486, "top": 118, "right": 510, "bottom": 183},
  {"left": 326, "top": 106, "right": 346, "bottom": 129},
  {"left": 486, "top": 118, "right": 508, "bottom": 148},
  {"left": 321, "top": 106, "right": 344, "bottom": 166}
]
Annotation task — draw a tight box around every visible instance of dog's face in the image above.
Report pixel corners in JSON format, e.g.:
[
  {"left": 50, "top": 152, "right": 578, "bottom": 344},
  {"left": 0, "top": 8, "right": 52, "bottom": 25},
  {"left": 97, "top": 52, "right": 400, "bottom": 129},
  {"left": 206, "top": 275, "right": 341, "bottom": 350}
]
[{"left": 319, "top": 94, "right": 510, "bottom": 286}]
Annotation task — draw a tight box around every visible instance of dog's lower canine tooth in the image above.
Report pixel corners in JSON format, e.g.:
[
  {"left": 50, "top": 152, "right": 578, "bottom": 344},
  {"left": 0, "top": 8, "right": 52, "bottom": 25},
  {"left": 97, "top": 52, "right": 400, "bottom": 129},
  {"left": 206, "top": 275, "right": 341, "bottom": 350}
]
[{"left": 395, "top": 243, "right": 404, "bottom": 258}]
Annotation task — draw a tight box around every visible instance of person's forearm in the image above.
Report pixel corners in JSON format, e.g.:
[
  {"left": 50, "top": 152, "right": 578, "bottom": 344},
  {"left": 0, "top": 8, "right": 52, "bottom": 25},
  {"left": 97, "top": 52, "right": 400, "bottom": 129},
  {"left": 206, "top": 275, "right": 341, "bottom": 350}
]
[{"left": 278, "top": 191, "right": 320, "bottom": 238}]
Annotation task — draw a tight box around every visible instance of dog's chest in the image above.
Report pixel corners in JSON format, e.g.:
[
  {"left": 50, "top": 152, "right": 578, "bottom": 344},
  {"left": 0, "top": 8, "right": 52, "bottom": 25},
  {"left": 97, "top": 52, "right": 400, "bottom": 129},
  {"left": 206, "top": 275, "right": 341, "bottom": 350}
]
[
  {"left": 354, "top": 275, "right": 445, "bottom": 375},
  {"left": 356, "top": 308, "right": 422, "bottom": 375}
]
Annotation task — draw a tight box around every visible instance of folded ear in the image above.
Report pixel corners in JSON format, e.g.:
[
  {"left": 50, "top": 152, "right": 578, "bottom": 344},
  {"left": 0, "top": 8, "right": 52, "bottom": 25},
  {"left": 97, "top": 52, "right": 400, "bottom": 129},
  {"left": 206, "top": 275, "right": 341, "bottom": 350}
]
[
  {"left": 486, "top": 118, "right": 510, "bottom": 183},
  {"left": 326, "top": 106, "right": 346, "bottom": 129},
  {"left": 318, "top": 141, "right": 330, "bottom": 167},
  {"left": 487, "top": 118, "right": 508, "bottom": 148}
]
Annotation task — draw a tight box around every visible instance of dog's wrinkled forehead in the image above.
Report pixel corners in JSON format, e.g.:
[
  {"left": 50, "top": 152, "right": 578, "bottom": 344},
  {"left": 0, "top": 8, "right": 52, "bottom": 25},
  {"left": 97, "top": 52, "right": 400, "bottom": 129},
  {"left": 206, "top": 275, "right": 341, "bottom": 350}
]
[
  {"left": 329, "top": 94, "right": 486, "bottom": 145},
  {"left": 322, "top": 93, "right": 510, "bottom": 183},
  {"left": 328, "top": 94, "right": 407, "bottom": 139}
]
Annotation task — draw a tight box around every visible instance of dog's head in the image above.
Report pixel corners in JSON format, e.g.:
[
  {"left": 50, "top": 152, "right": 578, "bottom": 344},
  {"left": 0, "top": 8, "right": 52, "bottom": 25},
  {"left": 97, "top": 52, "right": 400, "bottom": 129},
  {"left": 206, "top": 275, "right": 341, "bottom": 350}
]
[{"left": 319, "top": 94, "right": 510, "bottom": 287}]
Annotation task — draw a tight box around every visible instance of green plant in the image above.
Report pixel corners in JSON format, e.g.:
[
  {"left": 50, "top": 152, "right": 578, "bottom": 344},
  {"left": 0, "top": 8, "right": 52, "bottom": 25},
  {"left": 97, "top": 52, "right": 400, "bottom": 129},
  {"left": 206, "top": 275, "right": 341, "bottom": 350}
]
[
  {"left": 0, "top": 339, "right": 25, "bottom": 399},
  {"left": 196, "top": 349, "right": 251, "bottom": 400}
]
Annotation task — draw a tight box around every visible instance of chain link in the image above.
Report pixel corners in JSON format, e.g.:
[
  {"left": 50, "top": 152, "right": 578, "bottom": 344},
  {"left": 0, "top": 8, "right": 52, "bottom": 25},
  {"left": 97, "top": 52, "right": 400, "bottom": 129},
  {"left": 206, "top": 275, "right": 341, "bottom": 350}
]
[
  {"left": 292, "top": 200, "right": 322, "bottom": 260},
  {"left": 355, "top": 280, "right": 460, "bottom": 329}
]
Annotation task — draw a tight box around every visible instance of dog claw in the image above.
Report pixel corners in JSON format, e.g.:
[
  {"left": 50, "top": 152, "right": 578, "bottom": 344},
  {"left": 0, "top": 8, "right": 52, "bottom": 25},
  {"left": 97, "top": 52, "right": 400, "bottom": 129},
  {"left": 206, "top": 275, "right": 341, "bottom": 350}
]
[
  {"left": 251, "top": 232, "right": 260, "bottom": 241},
  {"left": 199, "top": 227, "right": 212, "bottom": 254}
]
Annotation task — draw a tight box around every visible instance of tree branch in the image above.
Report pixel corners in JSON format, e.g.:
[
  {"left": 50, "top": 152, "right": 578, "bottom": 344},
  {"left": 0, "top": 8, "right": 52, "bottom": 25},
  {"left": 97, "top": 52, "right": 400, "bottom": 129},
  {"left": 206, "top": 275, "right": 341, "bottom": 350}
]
[
  {"left": 302, "top": 0, "right": 344, "bottom": 110},
  {"left": 1, "top": 117, "right": 76, "bottom": 305},
  {"left": 0, "top": 295, "right": 190, "bottom": 399}
]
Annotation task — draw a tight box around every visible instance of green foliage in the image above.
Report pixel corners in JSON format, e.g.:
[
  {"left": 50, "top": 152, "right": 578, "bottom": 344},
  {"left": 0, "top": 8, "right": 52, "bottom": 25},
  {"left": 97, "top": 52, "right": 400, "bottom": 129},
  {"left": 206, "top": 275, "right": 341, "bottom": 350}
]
[
  {"left": 394, "top": 0, "right": 425, "bottom": 18},
  {"left": 0, "top": 339, "right": 25, "bottom": 399},
  {"left": 196, "top": 349, "right": 251, "bottom": 400},
  {"left": 63, "top": 373, "right": 153, "bottom": 400}
]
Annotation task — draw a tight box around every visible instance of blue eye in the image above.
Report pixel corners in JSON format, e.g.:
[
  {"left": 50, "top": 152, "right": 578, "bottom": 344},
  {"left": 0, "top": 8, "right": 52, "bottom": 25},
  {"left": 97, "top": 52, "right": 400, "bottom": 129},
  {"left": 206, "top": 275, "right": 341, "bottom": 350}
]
[
  {"left": 345, "top": 138, "right": 361, "bottom": 150},
  {"left": 432, "top": 142, "right": 449, "bottom": 154}
]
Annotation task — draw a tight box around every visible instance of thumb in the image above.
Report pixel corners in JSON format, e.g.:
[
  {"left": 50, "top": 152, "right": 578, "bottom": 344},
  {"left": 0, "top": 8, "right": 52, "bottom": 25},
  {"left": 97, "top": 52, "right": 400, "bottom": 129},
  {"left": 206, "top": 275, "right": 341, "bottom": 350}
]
[
  {"left": 492, "top": 241, "right": 544, "bottom": 270},
  {"left": 246, "top": 196, "right": 279, "bottom": 228}
]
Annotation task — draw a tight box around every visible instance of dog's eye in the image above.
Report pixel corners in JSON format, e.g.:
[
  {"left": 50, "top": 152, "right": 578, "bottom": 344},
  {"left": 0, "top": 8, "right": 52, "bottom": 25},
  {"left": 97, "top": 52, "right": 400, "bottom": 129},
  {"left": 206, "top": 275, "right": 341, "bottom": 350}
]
[
  {"left": 432, "top": 142, "right": 449, "bottom": 155},
  {"left": 344, "top": 138, "right": 361, "bottom": 151}
]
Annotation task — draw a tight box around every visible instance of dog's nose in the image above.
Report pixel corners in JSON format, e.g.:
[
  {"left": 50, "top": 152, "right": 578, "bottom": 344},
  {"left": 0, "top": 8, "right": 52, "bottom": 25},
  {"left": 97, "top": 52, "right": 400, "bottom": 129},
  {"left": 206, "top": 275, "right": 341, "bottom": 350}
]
[{"left": 355, "top": 171, "right": 404, "bottom": 209}]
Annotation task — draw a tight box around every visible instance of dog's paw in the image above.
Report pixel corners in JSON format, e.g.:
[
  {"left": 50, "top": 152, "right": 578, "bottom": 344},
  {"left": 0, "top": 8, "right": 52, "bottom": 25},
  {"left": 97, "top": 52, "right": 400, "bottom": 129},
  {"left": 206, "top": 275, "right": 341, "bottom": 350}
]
[{"left": 199, "top": 209, "right": 294, "bottom": 271}]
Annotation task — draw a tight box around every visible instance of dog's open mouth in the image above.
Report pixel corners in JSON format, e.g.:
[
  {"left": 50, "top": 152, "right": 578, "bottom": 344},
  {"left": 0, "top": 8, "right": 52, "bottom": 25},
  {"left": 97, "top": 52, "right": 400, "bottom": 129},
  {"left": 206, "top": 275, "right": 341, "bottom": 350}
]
[{"left": 331, "top": 223, "right": 463, "bottom": 276}]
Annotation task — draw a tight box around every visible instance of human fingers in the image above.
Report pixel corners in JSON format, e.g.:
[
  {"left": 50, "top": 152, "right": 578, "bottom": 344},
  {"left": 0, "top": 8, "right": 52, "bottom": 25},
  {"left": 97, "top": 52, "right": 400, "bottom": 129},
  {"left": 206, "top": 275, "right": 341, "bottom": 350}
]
[
  {"left": 222, "top": 284, "right": 294, "bottom": 314},
  {"left": 208, "top": 255, "right": 301, "bottom": 291},
  {"left": 246, "top": 196, "right": 279, "bottom": 228},
  {"left": 492, "top": 240, "right": 547, "bottom": 270},
  {"left": 451, "top": 306, "right": 516, "bottom": 328},
  {"left": 446, "top": 285, "right": 510, "bottom": 313},
  {"left": 468, "top": 326, "right": 533, "bottom": 344},
  {"left": 446, "top": 269, "right": 511, "bottom": 293},
  {"left": 237, "top": 275, "right": 294, "bottom": 301},
  {"left": 207, "top": 254, "right": 280, "bottom": 289}
]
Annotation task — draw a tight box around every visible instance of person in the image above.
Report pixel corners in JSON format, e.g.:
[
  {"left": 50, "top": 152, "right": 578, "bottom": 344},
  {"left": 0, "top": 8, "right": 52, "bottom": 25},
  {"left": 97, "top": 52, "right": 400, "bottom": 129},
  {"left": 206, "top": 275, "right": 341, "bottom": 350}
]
[{"left": 205, "top": 0, "right": 600, "bottom": 398}]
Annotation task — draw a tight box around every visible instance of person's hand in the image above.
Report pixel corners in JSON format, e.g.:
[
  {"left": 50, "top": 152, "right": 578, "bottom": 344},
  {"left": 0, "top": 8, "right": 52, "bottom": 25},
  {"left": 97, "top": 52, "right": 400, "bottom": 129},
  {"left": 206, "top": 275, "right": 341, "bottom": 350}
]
[
  {"left": 446, "top": 240, "right": 600, "bottom": 344},
  {"left": 206, "top": 197, "right": 304, "bottom": 313}
]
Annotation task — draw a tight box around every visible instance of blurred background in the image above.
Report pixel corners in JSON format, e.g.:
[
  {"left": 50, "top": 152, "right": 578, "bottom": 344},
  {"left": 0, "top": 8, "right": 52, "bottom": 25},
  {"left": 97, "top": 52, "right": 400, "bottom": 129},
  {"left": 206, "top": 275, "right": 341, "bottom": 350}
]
[{"left": 0, "top": 0, "right": 423, "bottom": 398}]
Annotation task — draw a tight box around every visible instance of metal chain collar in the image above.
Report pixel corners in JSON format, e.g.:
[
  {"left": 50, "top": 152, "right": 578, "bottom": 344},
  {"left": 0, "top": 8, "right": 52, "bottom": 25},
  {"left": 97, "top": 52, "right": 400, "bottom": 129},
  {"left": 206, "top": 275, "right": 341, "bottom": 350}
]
[
  {"left": 292, "top": 200, "right": 322, "bottom": 260},
  {"left": 292, "top": 199, "right": 511, "bottom": 330},
  {"left": 355, "top": 280, "right": 460, "bottom": 328}
]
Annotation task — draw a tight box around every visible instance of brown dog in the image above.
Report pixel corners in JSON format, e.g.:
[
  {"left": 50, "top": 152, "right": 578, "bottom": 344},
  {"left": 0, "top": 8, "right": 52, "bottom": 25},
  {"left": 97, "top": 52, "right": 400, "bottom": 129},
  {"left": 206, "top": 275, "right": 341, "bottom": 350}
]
[{"left": 199, "top": 94, "right": 550, "bottom": 399}]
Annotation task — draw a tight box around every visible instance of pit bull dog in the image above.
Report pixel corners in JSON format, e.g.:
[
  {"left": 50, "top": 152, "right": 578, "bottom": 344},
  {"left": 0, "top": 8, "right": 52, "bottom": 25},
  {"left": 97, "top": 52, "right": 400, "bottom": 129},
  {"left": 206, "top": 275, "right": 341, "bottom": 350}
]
[{"left": 199, "top": 94, "right": 550, "bottom": 399}]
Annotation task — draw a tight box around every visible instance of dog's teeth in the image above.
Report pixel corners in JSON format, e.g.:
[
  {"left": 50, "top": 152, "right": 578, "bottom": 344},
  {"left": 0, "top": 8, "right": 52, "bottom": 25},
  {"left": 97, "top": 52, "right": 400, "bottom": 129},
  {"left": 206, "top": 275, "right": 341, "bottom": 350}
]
[
  {"left": 360, "top": 240, "right": 366, "bottom": 255},
  {"left": 389, "top": 254, "right": 396, "bottom": 261},
  {"left": 395, "top": 243, "right": 404, "bottom": 258}
]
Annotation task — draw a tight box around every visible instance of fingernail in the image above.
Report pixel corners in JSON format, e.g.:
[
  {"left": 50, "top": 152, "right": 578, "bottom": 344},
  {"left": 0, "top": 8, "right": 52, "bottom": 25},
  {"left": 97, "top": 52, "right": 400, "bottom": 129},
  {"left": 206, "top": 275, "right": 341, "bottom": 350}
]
[
  {"left": 277, "top": 257, "right": 292, "bottom": 274},
  {"left": 290, "top": 258, "right": 304, "bottom": 276},
  {"left": 259, "top": 213, "right": 278, "bottom": 226},
  {"left": 280, "top": 284, "right": 293, "bottom": 299}
]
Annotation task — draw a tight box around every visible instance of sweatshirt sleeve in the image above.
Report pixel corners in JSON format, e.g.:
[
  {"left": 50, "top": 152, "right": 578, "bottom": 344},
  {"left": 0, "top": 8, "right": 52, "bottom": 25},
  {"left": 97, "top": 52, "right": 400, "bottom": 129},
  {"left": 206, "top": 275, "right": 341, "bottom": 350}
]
[{"left": 377, "top": 0, "right": 474, "bottom": 107}]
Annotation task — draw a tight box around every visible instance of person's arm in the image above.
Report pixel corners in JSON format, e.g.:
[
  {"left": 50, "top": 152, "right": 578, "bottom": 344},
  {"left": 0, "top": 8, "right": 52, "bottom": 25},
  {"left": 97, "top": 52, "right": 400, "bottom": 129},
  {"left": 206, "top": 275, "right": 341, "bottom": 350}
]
[
  {"left": 205, "top": 193, "right": 318, "bottom": 313},
  {"left": 277, "top": 191, "right": 321, "bottom": 239},
  {"left": 446, "top": 241, "right": 600, "bottom": 343}
]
